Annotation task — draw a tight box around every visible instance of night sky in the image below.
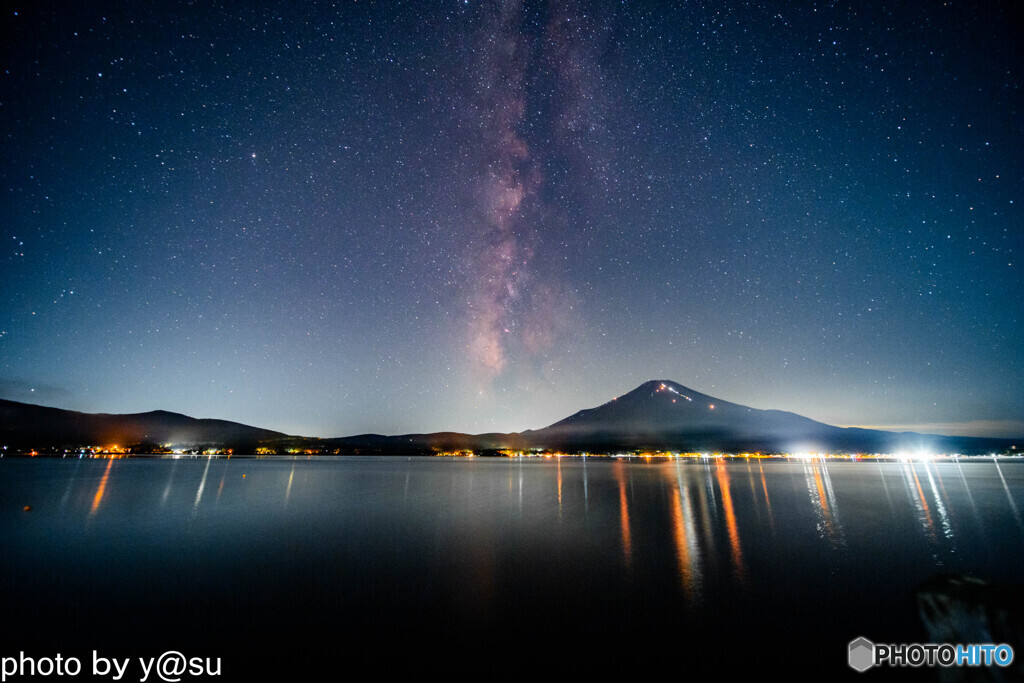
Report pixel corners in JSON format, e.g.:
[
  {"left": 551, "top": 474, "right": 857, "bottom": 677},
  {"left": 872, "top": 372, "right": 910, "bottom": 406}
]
[{"left": 2, "top": 1, "right": 1021, "bottom": 439}]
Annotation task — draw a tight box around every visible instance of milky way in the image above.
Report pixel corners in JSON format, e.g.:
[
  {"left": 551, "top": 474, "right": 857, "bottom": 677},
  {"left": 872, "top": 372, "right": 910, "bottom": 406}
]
[
  {"left": 457, "top": 0, "right": 585, "bottom": 384},
  {"left": 461, "top": 0, "right": 534, "bottom": 379},
  {"left": 1, "top": 1, "right": 1021, "bottom": 436}
]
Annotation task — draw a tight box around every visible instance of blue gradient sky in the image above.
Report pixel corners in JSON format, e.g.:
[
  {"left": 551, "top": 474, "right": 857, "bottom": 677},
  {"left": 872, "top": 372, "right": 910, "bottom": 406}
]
[{"left": 2, "top": 1, "right": 1021, "bottom": 438}]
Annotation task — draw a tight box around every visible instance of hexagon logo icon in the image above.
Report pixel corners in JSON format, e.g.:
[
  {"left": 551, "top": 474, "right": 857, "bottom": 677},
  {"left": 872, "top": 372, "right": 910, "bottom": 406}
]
[{"left": 848, "top": 637, "right": 875, "bottom": 672}]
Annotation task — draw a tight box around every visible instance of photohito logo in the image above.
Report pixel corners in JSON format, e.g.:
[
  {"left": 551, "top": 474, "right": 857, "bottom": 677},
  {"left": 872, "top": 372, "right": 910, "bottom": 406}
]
[{"left": 848, "top": 637, "right": 1014, "bottom": 671}]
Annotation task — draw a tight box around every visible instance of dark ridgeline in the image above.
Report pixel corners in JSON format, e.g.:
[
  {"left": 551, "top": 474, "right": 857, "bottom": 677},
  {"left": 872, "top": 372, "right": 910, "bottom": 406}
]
[
  {"left": 0, "top": 398, "right": 285, "bottom": 453},
  {"left": 1, "top": 380, "right": 1020, "bottom": 454},
  {"left": 528, "top": 378, "right": 832, "bottom": 451},
  {"left": 521, "top": 379, "right": 1012, "bottom": 454}
]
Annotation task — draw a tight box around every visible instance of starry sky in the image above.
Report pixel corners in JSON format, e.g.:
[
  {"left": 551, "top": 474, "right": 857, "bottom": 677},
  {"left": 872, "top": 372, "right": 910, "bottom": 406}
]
[{"left": 2, "top": 1, "right": 1021, "bottom": 439}]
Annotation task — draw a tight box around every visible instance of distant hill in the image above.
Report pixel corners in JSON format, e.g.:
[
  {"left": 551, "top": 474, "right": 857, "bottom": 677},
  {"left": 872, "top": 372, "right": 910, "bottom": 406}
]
[
  {"left": 1, "top": 381, "right": 1019, "bottom": 455},
  {"left": 0, "top": 398, "right": 285, "bottom": 451}
]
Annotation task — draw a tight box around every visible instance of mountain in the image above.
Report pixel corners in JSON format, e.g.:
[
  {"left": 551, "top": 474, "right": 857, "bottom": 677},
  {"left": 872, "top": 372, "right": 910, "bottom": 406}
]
[
  {"left": 355, "top": 380, "right": 1017, "bottom": 454},
  {"left": 524, "top": 379, "right": 838, "bottom": 451},
  {"left": 520, "top": 379, "right": 999, "bottom": 453},
  {"left": 1, "top": 381, "right": 1019, "bottom": 455},
  {"left": 0, "top": 398, "right": 286, "bottom": 451}
]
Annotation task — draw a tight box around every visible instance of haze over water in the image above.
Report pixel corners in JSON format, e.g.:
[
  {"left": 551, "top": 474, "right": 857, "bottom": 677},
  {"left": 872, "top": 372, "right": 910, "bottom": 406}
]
[{"left": 2, "top": 456, "right": 1022, "bottom": 678}]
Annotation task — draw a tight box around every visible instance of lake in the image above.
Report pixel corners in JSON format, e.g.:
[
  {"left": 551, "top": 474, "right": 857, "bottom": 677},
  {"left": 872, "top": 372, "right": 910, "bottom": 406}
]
[{"left": 2, "top": 456, "right": 1022, "bottom": 680}]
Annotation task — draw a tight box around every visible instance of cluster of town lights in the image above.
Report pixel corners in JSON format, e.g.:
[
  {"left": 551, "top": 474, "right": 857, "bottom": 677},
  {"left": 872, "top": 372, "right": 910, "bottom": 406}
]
[
  {"left": 6, "top": 445, "right": 1013, "bottom": 460},
  {"left": 428, "top": 450, "right": 958, "bottom": 460}
]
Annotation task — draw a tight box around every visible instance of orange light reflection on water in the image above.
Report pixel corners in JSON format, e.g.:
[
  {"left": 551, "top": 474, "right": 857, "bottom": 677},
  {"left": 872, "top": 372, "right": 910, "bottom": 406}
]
[
  {"left": 909, "top": 464, "right": 936, "bottom": 540},
  {"left": 758, "top": 461, "right": 774, "bottom": 531},
  {"left": 669, "top": 484, "right": 695, "bottom": 598},
  {"left": 90, "top": 458, "right": 114, "bottom": 514},
  {"left": 714, "top": 459, "right": 745, "bottom": 581},
  {"left": 614, "top": 460, "right": 632, "bottom": 568},
  {"left": 812, "top": 466, "right": 831, "bottom": 521},
  {"left": 556, "top": 456, "right": 563, "bottom": 519}
]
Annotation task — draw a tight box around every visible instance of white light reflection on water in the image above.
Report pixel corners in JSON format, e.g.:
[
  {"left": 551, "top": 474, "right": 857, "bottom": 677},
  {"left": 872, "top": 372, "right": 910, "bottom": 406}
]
[
  {"left": 955, "top": 459, "right": 979, "bottom": 518},
  {"left": 58, "top": 456, "right": 83, "bottom": 512},
  {"left": 994, "top": 458, "right": 1024, "bottom": 533},
  {"left": 876, "top": 459, "right": 895, "bottom": 513},
  {"left": 582, "top": 454, "right": 589, "bottom": 513},
  {"left": 192, "top": 455, "right": 212, "bottom": 514},
  {"left": 901, "top": 460, "right": 938, "bottom": 543},
  {"left": 4, "top": 455, "right": 1023, "bottom": 680},
  {"left": 922, "top": 461, "right": 955, "bottom": 542},
  {"left": 161, "top": 457, "right": 178, "bottom": 506},
  {"left": 671, "top": 459, "right": 702, "bottom": 602},
  {"left": 284, "top": 462, "right": 295, "bottom": 507},
  {"left": 713, "top": 458, "right": 746, "bottom": 582},
  {"left": 695, "top": 461, "right": 717, "bottom": 567},
  {"left": 803, "top": 459, "right": 845, "bottom": 549},
  {"left": 757, "top": 460, "right": 775, "bottom": 533}
]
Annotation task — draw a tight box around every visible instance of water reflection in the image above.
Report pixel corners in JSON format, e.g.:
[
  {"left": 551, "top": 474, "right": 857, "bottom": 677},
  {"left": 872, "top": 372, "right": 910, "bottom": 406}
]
[
  {"left": 556, "top": 457, "right": 563, "bottom": 521},
  {"left": 89, "top": 458, "right": 114, "bottom": 515},
  {"left": 614, "top": 460, "right": 632, "bottom": 568},
  {"left": 284, "top": 463, "right": 295, "bottom": 507},
  {"left": 714, "top": 458, "right": 746, "bottom": 580},
  {"left": 8, "top": 456, "right": 1023, "bottom": 640},
  {"left": 803, "top": 460, "right": 844, "bottom": 548},
  {"left": 876, "top": 460, "right": 895, "bottom": 513},
  {"left": 695, "top": 462, "right": 717, "bottom": 568},
  {"left": 757, "top": 461, "right": 775, "bottom": 532},
  {"left": 954, "top": 459, "right": 982, "bottom": 537},
  {"left": 901, "top": 462, "right": 937, "bottom": 542},
  {"left": 994, "top": 459, "right": 1024, "bottom": 533},
  {"left": 582, "top": 455, "right": 589, "bottom": 513},
  {"left": 922, "top": 462, "right": 954, "bottom": 541},
  {"left": 669, "top": 460, "right": 702, "bottom": 601},
  {"left": 161, "top": 458, "right": 178, "bottom": 506},
  {"left": 517, "top": 456, "right": 523, "bottom": 512},
  {"left": 192, "top": 456, "right": 212, "bottom": 513},
  {"left": 59, "top": 456, "right": 83, "bottom": 512}
]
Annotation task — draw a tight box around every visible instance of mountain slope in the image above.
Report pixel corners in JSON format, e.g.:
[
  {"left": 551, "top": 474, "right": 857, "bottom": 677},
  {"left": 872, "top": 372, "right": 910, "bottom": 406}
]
[
  {"left": 0, "top": 398, "right": 286, "bottom": 449},
  {"left": 523, "top": 380, "right": 1015, "bottom": 453}
]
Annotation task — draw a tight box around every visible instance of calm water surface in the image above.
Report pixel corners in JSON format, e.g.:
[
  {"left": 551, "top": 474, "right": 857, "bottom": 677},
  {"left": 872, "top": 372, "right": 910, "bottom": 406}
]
[{"left": 2, "top": 457, "right": 1022, "bottom": 679}]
